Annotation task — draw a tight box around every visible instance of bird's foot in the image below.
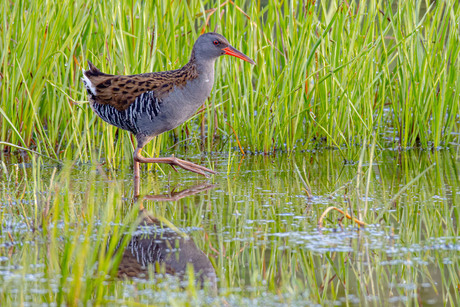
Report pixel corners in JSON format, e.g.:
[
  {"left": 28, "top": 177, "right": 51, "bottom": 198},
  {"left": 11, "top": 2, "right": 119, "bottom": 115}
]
[
  {"left": 165, "top": 156, "right": 216, "bottom": 177},
  {"left": 134, "top": 153, "right": 216, "bottom": 177}
]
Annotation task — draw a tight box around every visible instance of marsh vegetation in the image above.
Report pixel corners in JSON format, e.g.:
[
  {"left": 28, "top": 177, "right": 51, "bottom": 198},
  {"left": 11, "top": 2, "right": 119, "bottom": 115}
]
[{"left": 1, "top": 0, "right": 459, "bottom": 306}]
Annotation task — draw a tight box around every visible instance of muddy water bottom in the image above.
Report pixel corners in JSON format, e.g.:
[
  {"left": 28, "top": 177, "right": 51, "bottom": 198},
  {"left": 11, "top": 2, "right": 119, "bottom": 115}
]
[{"left": 1, "top": 148, "right": 459, "bottom": 306}]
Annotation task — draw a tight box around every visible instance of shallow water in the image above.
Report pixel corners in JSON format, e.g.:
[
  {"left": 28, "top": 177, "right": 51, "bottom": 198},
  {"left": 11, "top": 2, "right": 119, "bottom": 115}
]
[{"left": 1, "top": 147, "right": 459, "bottom": 306}]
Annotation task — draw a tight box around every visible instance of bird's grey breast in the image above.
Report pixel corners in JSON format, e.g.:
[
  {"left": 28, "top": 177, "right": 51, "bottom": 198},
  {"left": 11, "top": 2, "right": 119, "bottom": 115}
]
[{"left": 158, "top": 71, "right": 215, "bottom": 129}]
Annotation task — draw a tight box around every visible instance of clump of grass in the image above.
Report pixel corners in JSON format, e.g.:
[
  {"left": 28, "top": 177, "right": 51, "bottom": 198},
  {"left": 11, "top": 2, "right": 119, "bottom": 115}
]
[
  {"left": 0, "top": 159, "right": 220, "bottom": 305},
  {"left": 1, "top": 1, "right": 459, "bottom": 165}
]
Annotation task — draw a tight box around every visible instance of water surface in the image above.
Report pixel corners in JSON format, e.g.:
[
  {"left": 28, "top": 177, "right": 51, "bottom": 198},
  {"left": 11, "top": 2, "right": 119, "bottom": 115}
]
[{"left": 1, "top": 148, "right": 459, "bottom": 306}]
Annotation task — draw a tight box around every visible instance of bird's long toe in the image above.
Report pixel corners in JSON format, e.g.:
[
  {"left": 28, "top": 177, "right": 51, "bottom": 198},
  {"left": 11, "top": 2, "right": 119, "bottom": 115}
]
[
  {"left": 178, "top": 159, "right": 216, "bottom": 174},
  {"left": 169, "top": 158, "right": 216, "bottom": 177}
]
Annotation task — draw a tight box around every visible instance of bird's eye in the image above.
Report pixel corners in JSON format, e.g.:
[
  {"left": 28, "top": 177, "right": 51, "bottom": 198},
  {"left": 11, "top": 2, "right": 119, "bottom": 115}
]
[{"left": 213, "top": 40, "right": 219, "bottom": 45}]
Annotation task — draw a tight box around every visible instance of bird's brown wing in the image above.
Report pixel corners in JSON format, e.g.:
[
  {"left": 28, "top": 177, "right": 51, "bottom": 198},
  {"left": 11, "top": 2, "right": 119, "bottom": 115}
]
[{"left": 84, "top": 60, "right": 198, "bottom": 111}]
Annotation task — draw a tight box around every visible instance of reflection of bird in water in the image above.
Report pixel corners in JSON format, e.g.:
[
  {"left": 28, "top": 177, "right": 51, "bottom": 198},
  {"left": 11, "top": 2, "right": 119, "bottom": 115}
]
[{"left": 116, "top": 209, "right": 217, "bottom": 291}]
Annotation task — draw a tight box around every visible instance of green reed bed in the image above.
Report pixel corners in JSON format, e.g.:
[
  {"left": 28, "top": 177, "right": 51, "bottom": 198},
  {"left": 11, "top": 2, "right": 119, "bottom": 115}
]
[
  {"left": 1, "top": 145, "right": 459, "bottom": 305},
  {"left": 1, "top": 0, "right": 459, "bottom": 166},
  {"left": 1, "top": 0, "right": 460, "bottom": 305}
]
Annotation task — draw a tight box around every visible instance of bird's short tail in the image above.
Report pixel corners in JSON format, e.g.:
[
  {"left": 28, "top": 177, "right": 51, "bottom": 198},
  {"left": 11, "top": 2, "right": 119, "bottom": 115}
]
[
  {"left": 81, "top": 60, "right": 100, "bottom": 96},
  {"left": 84, "top": 60, "right": 103, "bottom": 77}
]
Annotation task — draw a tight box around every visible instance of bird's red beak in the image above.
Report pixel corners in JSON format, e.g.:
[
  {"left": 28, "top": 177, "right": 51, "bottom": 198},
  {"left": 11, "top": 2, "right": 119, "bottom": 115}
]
[{"left": 223, "top": 46, "right": 256, "bottom": 65}]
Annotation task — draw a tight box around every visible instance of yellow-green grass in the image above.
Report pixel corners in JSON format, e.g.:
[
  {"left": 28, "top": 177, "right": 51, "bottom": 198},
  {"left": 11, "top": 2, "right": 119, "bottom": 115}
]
[{"left": 1, "top": 0, "right": 459, "bottom": 168}]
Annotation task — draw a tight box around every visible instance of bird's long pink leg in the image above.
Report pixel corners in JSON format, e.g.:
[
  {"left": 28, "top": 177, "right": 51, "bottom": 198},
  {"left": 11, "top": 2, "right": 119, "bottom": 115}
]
[
  {"left": 134, "top": 159, "right": 140, "bottom": 179},
  {"left": 133, "top": 148, "right": 216, "bottom": 177}
]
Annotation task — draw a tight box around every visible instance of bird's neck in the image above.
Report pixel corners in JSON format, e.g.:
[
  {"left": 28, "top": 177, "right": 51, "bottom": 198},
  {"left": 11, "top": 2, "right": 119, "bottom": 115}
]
[{"left": 187, "top": 49, "right": 216, "bottom": 82}]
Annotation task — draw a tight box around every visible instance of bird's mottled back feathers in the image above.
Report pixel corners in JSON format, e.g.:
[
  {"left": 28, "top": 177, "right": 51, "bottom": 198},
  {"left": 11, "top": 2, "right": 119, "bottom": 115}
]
[{"left": 83, "top": 59, "right": 198, "bottom": 111}]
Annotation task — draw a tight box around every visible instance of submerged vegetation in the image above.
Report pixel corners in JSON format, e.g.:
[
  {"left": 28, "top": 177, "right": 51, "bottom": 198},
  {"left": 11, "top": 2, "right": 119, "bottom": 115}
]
[{"left": 1, "top": 0, "right": 459, "bottom": 165}]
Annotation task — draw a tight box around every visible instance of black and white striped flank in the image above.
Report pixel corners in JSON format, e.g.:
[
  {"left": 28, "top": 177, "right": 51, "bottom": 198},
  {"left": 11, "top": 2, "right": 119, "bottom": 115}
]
[{"left": 90, "top": 91, "right": 162, "bottom": 134}]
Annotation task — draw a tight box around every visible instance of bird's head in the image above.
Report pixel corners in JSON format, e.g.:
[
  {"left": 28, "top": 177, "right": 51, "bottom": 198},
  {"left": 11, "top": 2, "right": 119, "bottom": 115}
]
[{"left": 193, "top": 32, "right": 255, "bottom": 65}]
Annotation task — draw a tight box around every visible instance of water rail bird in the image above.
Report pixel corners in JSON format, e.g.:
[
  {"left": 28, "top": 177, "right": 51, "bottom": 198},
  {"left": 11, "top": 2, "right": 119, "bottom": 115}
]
[{"left": 82, "top": 32, "right": 255, "bottom": 178}]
